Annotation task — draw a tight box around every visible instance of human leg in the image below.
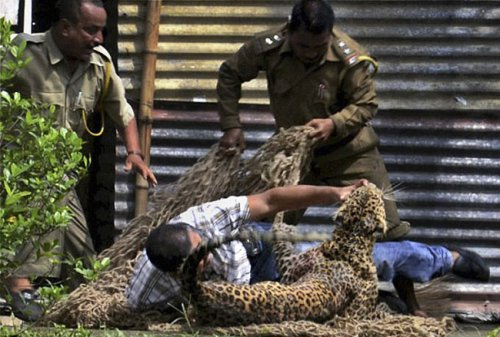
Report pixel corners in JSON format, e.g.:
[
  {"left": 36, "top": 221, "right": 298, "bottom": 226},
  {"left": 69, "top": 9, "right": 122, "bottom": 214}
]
[
  {"left": 316, "top": 148, "right": 409, "bottom": 240},
  {"left": 10, "top": 189, "right": 96, "bottom": 284},
  {"left": 358, "top": 148, "right": 409, "bottom": 240},
  {"left": 5, "top": 226, "right": 63, "bottom": 321},
  {"left": 246, "top": 222, "right": 280, "bottom": 283},
  {"left": 376, "top": 241, "right": 489, "bottom": 316},
  {"left": 374, "top": 241, "right": 452, "bottom": 317},
  {"left": 5, "top": 189, "right": 96, "bottom": 320},
  {"left": 373, "top": 240, "right": 453, "bottom": 283},
  {"left": 295, "top": 240, "right": 453, "bottom": 283},
  {"left": 58, "top": 189, "right": 97, "bottom": 289}
]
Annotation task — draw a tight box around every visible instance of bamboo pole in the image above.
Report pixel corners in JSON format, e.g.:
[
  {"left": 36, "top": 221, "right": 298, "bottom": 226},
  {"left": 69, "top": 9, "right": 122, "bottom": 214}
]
[{"left": 134, "top": 0, "right": 162, "bottom": 217}]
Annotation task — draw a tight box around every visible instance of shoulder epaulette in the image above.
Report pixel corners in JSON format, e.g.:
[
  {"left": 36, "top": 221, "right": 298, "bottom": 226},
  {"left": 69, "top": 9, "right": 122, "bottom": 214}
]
[
  {"left": 13, "top": 32, "right": 45, "bottom": 44},
  {"left": 254, "top": 24, "right": 286, "bottom": 54},
  {"left": 93, "top": 45, "right": 112, "bottom": 62},
  {"left": 331, "top": 27, "right": 378, "bottom": 76}
]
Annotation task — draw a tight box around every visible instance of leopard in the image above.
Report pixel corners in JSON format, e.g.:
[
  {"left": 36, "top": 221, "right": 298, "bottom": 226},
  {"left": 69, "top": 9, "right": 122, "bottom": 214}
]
[{"left": 181, "top": 183, "right": 387, "bottom": 326}]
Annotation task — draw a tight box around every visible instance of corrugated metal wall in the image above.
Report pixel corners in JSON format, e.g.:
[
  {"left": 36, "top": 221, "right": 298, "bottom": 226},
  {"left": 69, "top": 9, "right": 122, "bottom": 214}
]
[{"left": 115, "top": 1, "right": 500, "bottom": 314}]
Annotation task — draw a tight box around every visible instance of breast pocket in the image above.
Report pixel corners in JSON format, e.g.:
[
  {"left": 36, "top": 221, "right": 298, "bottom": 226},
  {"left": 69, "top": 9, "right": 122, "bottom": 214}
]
[
  {"left": 310, "top": 81, "right": 335, "bottom": 118},
  {"left": 71, "top": 92, "right": 98, "bottom": 135},
  {"left": 311, "top": 63, "right": 343, "bottom": 117},
  {"left": 35, "top": 91, "right": 65, "bottom": 124}
]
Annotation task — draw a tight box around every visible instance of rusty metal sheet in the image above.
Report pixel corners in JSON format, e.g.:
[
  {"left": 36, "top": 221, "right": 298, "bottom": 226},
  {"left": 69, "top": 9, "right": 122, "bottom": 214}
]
[{"left": 117, "top": 1, "right": 500, "bottom": 106}]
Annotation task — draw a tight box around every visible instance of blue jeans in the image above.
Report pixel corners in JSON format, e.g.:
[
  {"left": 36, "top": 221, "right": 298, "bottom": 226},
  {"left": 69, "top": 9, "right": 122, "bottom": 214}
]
[
  {"left": 296, "top": 240, "right": 453, "bottom": 283},
  {"left": 248, "top": 222, "right": 453, "bottom": 284},
  {"left": 246, "top": 222, "right": 280, "bottom": 283},
  {"left": 373, "top": 240, "right": 453, "bottom": 282}
]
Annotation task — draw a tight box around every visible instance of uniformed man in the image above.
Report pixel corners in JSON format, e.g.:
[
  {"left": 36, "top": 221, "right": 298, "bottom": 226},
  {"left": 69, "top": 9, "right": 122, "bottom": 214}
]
[
  {"left": 3, "top": 0, "right": 157, "bottom": 321},
  {"left": 217, "top": 0, "right": 410, "bottom": 240}
]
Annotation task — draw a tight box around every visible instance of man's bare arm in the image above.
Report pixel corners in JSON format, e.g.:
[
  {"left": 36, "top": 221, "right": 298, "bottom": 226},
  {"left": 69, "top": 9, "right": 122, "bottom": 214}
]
[
  {"left": 247, "top": 180, "right": 367, "bottom": 221},
  {"left": 393, "top": 275, "right": 428, "bottom": 317},
  {"left": 119, "top": 118, "right": 158, "bottom": 187}
]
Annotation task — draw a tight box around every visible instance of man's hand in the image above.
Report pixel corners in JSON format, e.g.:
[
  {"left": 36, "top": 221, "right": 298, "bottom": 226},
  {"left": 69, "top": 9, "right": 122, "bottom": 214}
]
[
  {"left": 119, "top": 119, "right": 157, "bottom": 187},
  {"left": 247, "top": 179, "right": 369, "bottom": 221},
  {"left": 305, "top": 118, "right": 335, "bottom": 142},
  {"left": 219, "top": 128, "right": 245, "bottom": 156},
  {"left": 336, "top": 179, "right": 369, "bottom": 201},
  {"left": 124, "top": 154, "right": 158, "bottom": 187}
]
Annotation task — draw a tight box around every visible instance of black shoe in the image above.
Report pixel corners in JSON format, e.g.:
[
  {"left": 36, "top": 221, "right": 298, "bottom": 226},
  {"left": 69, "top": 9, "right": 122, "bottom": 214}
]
[
  {"left": 8, "top": 289, "right": 44, "bottom": 322},
  {"left": 448, "top": 246, "right": 490, "bottom": 282}
]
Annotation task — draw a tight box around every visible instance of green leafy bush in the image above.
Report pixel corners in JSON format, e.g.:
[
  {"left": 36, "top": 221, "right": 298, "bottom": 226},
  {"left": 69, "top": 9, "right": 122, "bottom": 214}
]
[
  {"left": 487, "top": 327, "right": 500, "bottom": 337},
  {"left": 0, "top": 18, "right": 87, "bottom": 280}
]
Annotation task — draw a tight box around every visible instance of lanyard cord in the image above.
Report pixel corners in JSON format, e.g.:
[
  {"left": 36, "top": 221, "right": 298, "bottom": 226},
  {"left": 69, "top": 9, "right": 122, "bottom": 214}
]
[{"left": 81, "top": 60, "right": 111, "bottom": 137}]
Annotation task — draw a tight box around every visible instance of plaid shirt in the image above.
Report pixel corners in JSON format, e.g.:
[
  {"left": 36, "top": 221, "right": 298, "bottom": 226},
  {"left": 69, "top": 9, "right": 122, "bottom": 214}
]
[{"left": 126, "top": 196, "right": 252, "bottom": 311}]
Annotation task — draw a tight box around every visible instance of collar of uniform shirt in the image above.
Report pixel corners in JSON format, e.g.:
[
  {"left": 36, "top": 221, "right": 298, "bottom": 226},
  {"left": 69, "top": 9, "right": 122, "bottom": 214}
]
[{"left": 280, "top": 32, "right": 339, "bottom": 66}]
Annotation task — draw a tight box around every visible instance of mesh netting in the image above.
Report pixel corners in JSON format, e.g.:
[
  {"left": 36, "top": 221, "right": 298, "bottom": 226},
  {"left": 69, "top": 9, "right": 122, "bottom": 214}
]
[{"left": 39, "top": 126, "right": 456, "bottom": 336}]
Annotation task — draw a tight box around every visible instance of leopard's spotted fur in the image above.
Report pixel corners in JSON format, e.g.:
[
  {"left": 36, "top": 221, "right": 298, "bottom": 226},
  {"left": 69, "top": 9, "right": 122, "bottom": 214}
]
[{"left": 181, "top": 183, "right": 387, "bottom": 326}]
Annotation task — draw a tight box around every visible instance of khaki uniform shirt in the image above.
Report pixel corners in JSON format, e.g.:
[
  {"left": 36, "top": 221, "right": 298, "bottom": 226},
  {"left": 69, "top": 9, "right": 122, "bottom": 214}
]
[
  {"left": 10, "top": 30, "right": 134, "bottom": 137},
  {"left": 217, "top": 25, "right": 380, "bottom": 162}
]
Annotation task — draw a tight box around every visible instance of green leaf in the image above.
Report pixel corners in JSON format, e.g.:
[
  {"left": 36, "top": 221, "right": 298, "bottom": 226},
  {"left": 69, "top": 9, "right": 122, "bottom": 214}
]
[
  {"left": 5, "top": 191, "right": 31, "bottom": 205},
  {"left": 0, "top": 90, "right": 11, "bottom": 103},
  {"left": 2, "top": 180, "right": 12, "bottom": 194},
  {"left": 10, "top": 162, "right": 28, "bottom": 177}
]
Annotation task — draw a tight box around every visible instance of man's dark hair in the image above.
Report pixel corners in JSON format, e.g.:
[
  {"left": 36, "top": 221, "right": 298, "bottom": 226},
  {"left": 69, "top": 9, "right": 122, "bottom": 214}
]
[
  {"left": 289, "top": 0, "right": 335, "bottom": 34},
  {"left": 55, "top": 0, "right": 104, "bottom": 24},
  {"left": 145, "top": 223, "right": 194, "bottom": 273}
]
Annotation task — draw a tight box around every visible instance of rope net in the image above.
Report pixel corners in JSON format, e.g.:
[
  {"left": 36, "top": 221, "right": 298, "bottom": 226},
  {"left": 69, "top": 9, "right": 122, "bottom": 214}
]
[{"left": 39, "top": 126, "right": 455, "bottom": 336}]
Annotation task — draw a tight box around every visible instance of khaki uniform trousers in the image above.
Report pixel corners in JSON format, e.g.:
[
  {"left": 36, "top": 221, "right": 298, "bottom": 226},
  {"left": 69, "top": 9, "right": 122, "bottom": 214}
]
[
  {"left": 283, "top": 147, "right": 409, "bottom": 240},
  {"left": 13, "top": 188, "right": 96, "bottom": 288}
]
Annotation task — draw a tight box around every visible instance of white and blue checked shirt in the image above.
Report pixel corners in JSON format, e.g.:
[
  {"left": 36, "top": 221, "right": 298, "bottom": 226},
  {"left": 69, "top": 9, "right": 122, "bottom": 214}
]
[{"left": 126, "top": 196, "right": 252, "bottom": 311}]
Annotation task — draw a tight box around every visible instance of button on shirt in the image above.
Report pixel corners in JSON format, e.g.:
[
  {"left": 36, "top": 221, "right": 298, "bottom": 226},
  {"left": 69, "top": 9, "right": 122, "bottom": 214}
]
[{"left": 126, "top": 196, "right": 252, "bottom": 311}]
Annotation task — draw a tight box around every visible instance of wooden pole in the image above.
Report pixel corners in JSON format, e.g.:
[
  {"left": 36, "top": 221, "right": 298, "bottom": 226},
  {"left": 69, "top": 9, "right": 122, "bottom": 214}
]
[{"left": 134, "top": 0, "right": 162, "bottom": 217}]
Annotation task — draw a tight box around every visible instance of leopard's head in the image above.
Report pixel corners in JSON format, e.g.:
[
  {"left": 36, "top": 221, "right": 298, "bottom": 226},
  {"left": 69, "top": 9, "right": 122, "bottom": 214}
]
[{"left": 333, "top": 183, "right": 387, "bottom": 237}]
